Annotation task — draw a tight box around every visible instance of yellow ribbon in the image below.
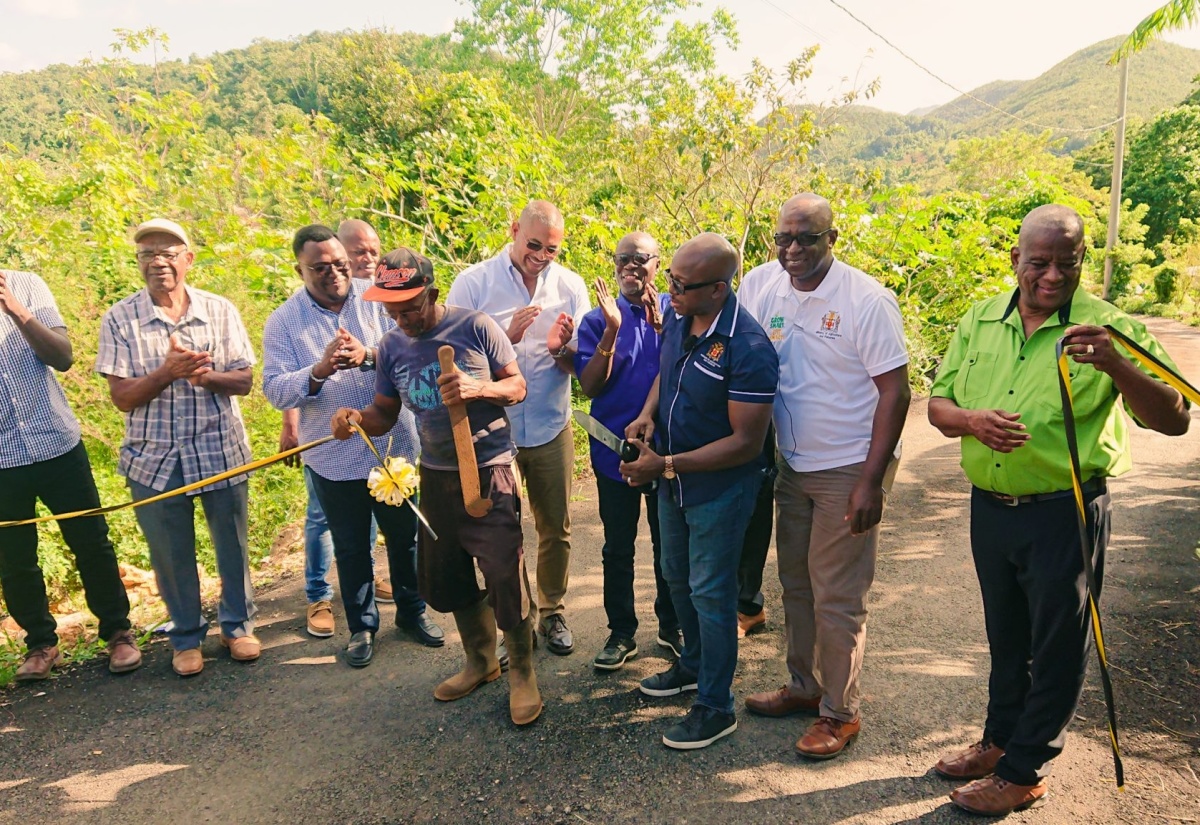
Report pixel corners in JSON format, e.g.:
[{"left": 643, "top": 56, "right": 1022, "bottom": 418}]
[
  {"left": 1054, "top": 324, "right": 1199, "bottom": 792},
  {"left": 348, "top": 422, "right": 437, "bottom": 540},
  {"left": 0, "top": 435, "right": 335, "bottom": 529}
]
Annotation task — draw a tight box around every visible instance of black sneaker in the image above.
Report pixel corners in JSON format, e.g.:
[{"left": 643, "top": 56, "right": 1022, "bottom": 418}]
[
  {"left": 593, "top": 635, "right": 638, "bottom": 671},
  {"left": 639, "top": 662, "right": 698, "bottom": 697},
  {"left": 656, "top": 628, "right": 684, "bottom": 658},
  {"left": 662, "top": 704, "right": 738, "bottom": 750}
]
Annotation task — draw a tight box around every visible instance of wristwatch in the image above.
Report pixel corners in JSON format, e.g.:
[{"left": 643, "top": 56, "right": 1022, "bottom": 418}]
[
  {"left": 663, "top": 455, "right": 676, "bottom": 479},
  {"left": 359, "top": 348, "right": 376, "bottom": 371}
]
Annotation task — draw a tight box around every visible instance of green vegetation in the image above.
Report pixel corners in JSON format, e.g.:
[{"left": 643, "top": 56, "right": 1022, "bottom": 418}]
[{"left": 1, "top": 4, "right": 1199, "bottom": 624}]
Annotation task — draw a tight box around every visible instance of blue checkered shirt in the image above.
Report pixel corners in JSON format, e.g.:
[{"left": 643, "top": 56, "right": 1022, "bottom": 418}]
[
  {"left": 262, "top": 279, "right": 418, "bottom": 481},
  {"left": 0, "top": 270, "right": 82, "bottom": 469},
  {"left": 95, "top": 285, "right": 255, "bottom": 493}
]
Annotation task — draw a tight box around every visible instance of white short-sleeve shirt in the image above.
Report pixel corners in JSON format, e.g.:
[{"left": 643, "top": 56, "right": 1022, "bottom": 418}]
[{"left": 739, "top": 258, "right": 908, "bottom": 472}]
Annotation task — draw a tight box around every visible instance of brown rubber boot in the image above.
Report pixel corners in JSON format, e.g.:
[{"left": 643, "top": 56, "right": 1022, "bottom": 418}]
[
  {"left": 434, "top": 599, "right": 502, "bottom": 701},
  {"left": 506, "top": 614, "right": 543, "bottom": 725}
]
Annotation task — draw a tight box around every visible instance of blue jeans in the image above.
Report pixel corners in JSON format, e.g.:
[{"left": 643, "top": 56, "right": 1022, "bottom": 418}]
[
  {"left": 129, "top": 463, "right": 256, "bottom": 651},
  {"left": 304, "top": 466, "right": 377, "bottom": 604},
  {"left": 659, "top": 471, "right": 763, "bottom": 714},
  {"left": 307, "top": 469, "right": 424, "bottom": 634}
]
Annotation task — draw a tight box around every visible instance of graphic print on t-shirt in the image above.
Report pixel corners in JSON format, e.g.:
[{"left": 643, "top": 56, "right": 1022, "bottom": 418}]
[{"left": 403, "top": 358, "right": 470, "bottom": 411}]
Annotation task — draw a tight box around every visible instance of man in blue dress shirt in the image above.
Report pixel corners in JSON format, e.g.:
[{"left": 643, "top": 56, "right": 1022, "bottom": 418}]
[{"left": 573, "top": 232, "right": 680, "bottom": 670}]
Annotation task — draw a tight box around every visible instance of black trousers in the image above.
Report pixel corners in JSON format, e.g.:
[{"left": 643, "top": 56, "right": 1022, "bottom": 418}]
[
  {"left": 970, "top": 485, "right": 1111, "bottom": 785},
  {"left": 595, "top": 473, "right": 677, "bottom": 638},
  {"left": 307, "top": 470, "right": 424, "bottom": 635},
  {"left": 737, "top": 466, "right": 775, "bottom": 616},
  {"left": 0, "top": 441, "right": 130, "bottom": 649}
]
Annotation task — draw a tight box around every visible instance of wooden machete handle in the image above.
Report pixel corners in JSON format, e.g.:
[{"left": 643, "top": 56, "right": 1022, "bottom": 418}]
[{"left": 437, "top": 345, "right": 492, "bottom": 517}]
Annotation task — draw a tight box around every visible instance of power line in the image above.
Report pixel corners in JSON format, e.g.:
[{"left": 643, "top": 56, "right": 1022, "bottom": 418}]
[
  {"left": 812, "top": 0, "right": 1122, "bottom": 136},
  {"left": 754, "top": 0, "right": 834, "bottom": 48}
]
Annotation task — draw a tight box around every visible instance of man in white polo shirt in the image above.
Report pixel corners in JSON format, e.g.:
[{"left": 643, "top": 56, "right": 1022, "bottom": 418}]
[
  {"left": 446, "top": 200, "right": 590, "bottom": 654},
  {"left": 739, "top": 194, "right": 911, "bottom": 760}
]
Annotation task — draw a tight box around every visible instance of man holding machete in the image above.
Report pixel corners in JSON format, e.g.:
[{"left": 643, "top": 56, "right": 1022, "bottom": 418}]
[{"left": 331, "top": 248, "right": 544, "bottom": 726}]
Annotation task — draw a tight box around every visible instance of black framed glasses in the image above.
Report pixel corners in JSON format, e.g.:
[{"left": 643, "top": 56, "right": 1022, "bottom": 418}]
[
  {"left": 665, "top": 269, "right": 729, "bottom": 295},
  {"left": 615, "top": 252, "right": 659, "bottom": 268},
  {"left": 525, "top": 239, "right": 560, "bottom": 256},
  {"left": 773, "top": 228, "right": 834, "bottom": 248},
  {"left": 393, "top": 290, "right": 432, "bottom": 319},
  {"left": 136, "top": 248, "right": 185, "bottom": 263},
  {"left": 303, "top": 261, "right": 352, "bottom": 278}
]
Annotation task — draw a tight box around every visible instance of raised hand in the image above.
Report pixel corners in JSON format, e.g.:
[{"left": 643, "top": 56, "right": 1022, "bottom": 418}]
[
  {"left": 595, "top": 278, "right": 621, "bottom": 332},
  {"left": 547, "top": 312, "right": 574, "bottom": 353},
  {"left": 507, "top": 305, "right": 541, "bottom": 343},
  {"left": 163, "top": 334, "right": 212, "bottom": 380},
  {"left": 642, "top": 281, "right": 662, "bottom": 333}
]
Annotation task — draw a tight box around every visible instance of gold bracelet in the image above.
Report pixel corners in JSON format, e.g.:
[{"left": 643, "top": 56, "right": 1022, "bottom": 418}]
[{"left": 596, "top": 344, "right": 614, "bottom": 358}]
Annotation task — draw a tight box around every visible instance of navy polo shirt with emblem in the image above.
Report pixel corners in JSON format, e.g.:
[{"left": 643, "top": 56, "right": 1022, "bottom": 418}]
[{"left": 657, "top": 292, "right": 779, "bottom": 507}]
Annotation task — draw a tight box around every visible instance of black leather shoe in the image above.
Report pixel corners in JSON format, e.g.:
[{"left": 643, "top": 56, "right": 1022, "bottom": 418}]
[
  {"left": 346, "top": 631, "right": 374, "bottom": 667},
  {"left": 398, "top": 612, "right": 445, "bottom": 647},
  {"left": 539, "top": 614, "right": 574, "bottom": 655}
]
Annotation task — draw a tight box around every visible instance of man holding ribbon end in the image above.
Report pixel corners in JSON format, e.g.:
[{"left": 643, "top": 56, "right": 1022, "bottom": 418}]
[
  {"left": 332, "top": 248, "right": 542, "bottom": 726},
  {"left": 264, "top": 225, "right": 440, "bottom": 668},
  {"left": 928, "top": 204, "right": 1190, "bottom": 816}
]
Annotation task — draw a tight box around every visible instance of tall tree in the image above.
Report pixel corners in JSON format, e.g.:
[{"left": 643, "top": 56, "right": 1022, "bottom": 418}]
[{"left": 1112, "top": 0, "right": 1200, "bottom": 62}]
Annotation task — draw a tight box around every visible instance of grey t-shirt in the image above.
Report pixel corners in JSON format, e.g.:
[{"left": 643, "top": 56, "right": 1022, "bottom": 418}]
[{"left": 376, "top": 305, "right": 518, "bottom": 470}]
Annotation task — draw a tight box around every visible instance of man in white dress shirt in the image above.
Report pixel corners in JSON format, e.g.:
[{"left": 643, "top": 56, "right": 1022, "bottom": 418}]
[{"left": 446, "top": 201, "right": 591, "bottom": 654}]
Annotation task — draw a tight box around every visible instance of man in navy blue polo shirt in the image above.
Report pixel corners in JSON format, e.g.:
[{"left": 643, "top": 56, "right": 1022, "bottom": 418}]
[
  {"left": 574, "top": 231, "right": 681, "bottom": 671},
  {"left": 621, "top": 233, "right": 779, "bottom": 750}
]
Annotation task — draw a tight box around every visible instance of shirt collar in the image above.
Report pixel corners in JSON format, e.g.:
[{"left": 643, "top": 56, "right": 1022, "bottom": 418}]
[
  {"left": 989, "top": 287, "right": 1078, "bottom": 328},
  {"left": 134, "top": 284, "right": 208, "bottom": 325},
  {"left": 773, "top": 256, "right": 842, "bottom": 302}
]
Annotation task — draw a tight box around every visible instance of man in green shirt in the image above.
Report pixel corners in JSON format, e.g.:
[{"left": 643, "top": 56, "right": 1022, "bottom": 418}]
[{"left": 928, "top": 204, "right": 1190, "bottom": 816}]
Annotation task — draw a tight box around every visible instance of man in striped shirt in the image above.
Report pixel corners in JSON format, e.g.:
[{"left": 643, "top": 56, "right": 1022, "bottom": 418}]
[
  {"left": 0, "top": 268, "right": 140, "bottom": 681},
  {"left": 96, "top": 218, "right": 258, "bottom": 678}
]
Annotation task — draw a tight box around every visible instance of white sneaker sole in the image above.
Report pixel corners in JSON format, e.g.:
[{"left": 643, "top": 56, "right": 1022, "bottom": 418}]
[
  {"left": 656, "top": 635, "right": 682, "bottom": 657},
  {"left": 307, "top": 625, "right": 335, "bottom": 638},
  {"left": 639, "top": 680, "right": 698, "bottom": 698},
  {"left": 663, "top": 719, "right": 737, "bottom": 750},
  {"left": 592, "top": 647, "right": 638, "bottom": 671}
]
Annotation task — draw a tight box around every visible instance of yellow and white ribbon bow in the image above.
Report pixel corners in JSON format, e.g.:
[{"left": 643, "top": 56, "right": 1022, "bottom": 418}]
[{"left": 349, "top": 423, "right": 437, "bottom": 540}]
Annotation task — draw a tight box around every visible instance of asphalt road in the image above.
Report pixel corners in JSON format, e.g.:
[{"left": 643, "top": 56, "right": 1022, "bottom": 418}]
[{"left": 1, "top": 318, "right": 1197, "bottom": 824}]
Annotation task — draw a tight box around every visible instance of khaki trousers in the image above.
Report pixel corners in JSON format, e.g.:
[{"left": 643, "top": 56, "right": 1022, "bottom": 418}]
[
  {"left": 514, "top": 425, "right": 573, "bottom": 619},
  {"left": 775, "top": 457, "right": 897, "bottom": 722}
]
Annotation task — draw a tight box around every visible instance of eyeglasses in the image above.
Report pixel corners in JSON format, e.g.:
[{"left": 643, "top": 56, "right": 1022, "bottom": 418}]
[
  {"left": 303, "top": 261, "right": 352, "bottom": 278},
  {"left": 525, "top": 239, "right": 560, "bottom": 256},
  {"left": 136, "top": 249, "right": 185, "bottom": 263},
  {"left": 773, "top": 229, "right": 834, "bottom": 248},
  {"left": 393, "top": 290, "right": 431, "bottom": 318},
  {"left": 665, "top": 269, "right": 729, "bottom": 295},
  {"left": 1021, "top": 257, "right": 1083, "bottom": 274},
  {"left": 614, "top": 252, "right": 658, "bottom": 268}
]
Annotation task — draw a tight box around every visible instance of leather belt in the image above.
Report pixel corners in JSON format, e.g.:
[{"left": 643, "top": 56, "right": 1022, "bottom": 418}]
[{"left": 979, "top": 477, "right": 1107, "bottom": 507}]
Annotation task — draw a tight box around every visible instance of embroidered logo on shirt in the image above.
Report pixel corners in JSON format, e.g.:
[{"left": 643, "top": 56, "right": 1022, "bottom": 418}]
[
  {"left": 705, "top": 342, "right": 725, "bottom": 362},
  {"left": 816, "top": 310, "right": 842, "bottom": 340},
  {"left": 768, "top": 314, "right": 785, "bottom": 342}
]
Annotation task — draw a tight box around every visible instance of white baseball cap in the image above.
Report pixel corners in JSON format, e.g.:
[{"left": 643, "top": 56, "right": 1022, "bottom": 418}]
[{"left": 133, "top": 218, "right": 191, "bottom": 248}]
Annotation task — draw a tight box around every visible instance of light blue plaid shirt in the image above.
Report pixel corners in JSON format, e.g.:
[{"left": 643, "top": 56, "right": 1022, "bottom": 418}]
[
  {"left": 0, "top": 270, "right": 82, "bottom": 469},
  {"left": 262, "top": 279, "right": 418, "bottom": 481},
  {"left": 95, "top": 285, "right": 254, "bottom": 493}
]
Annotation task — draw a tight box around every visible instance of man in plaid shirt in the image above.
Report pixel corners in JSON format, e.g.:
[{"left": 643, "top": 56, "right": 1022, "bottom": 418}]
[{"left": 96, "top": 218, "right": 258, "bottom": 678}]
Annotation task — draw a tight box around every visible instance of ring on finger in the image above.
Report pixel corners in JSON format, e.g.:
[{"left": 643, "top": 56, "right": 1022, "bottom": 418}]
[{"left": 1086, "top": 343, "right": 1094, "bottom": 355}]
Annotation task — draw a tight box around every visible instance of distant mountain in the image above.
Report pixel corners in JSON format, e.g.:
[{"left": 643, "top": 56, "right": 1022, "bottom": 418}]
[{"left": 812, "top": 36, "right": 1200, "bottom": 180}]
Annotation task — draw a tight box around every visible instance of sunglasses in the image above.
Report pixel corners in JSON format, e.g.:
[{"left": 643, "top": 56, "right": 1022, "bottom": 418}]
[
  {"left": 525, "top": 239, "right": 560, "bottom": 256},
  {"left": 665, "top": 269, "right": 729, "bottom": 295},
  {"left": 304, "top": 261, "right": 352, "bottom": 278},
  {"left": 773, "top": 228, "right": 834, "bottom": 248},
  {"left": 614, "top": 252, "right": 659, "bottom": 268}
]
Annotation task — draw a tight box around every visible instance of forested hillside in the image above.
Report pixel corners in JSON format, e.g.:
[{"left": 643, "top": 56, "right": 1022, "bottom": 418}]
[{"left": 2, "top": 1, "right": 1198, "bottom": 605}]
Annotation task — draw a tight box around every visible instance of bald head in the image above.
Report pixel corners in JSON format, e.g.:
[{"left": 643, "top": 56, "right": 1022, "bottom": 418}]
[
  {"left": 1018, "top": 204, "right": 1084, "bottom": 248},
  {"left": 667, "top": 233, "right": 739, "bottom": 318},
  {"left": 337, "top": 219, "right": 381, "bottom": 280},
  {"left": 780, "top": 193, "right": 833, "bottom": 227},
  {"left": 518, "top": 200, "right": 565, "bottom": 232},
  {"left": 614, "top": 231, "right": 660, "bottom": 299}
]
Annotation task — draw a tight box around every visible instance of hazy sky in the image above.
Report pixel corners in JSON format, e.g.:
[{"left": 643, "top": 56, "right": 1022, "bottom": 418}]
[{"left": 1, "top": 0, "right": 1198, "bottom": 115}]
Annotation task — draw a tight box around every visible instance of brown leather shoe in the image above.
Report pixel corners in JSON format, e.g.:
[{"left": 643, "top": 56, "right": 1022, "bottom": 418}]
[
  {"left": 950, "top": 775, "right": 1048, "bottom": 816},
  {"left": 220, "top": 634, "right": 262, "bottom": 662},
  {"left": 15, "top": 646, "right": 61, "bottom": 682},
  {"left": 374, "top": 576, "right": 394, "bottom": 604},
  {"left": 745, "top": 686, "right": 821, "bottom": 717},
  {"left": 934, "top": 740, "right": 1006, "bottom": 780},
  {"left": 795, "top": 716, "right": 860, "bottom": 760},
  {"left": 106, "top": 630, "right": 143, "bottom": 674},
  {"left": 172, "top": 648, "right": 204, "bottom": 677},
  {"left": 306, "top": 600, "right": 335, "bottom": 638},
  {"left": 737, "top": 609, "right": 766, "bottom": 638}
]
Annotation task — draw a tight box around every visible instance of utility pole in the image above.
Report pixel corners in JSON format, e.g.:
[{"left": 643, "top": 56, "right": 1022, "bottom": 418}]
[{"left": 1103, "top": 58, "right": 1129, "bottom": 301}]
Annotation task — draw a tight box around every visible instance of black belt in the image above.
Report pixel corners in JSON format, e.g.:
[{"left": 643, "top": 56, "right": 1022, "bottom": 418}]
[{"left": 977, "top": 477, "right": 1107, "bottom": 507}]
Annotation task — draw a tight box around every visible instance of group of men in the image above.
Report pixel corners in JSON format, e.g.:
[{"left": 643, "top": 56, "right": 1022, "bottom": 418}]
[{"left": 0, "top": 196, "right": 1190, "bottom": 816}]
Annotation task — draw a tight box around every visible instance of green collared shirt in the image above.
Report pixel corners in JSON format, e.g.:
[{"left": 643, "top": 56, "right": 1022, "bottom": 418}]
[{"left": 930, "top": 288, "right": 1183, "bottom": 496}]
